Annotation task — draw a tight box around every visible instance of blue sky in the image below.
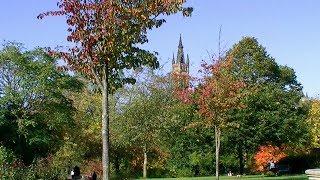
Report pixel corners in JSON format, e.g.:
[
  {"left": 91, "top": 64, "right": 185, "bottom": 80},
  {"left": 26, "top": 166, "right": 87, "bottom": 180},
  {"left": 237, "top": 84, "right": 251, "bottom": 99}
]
[{"left": 0, "top": 0, "right": 319, "bottom": 97}]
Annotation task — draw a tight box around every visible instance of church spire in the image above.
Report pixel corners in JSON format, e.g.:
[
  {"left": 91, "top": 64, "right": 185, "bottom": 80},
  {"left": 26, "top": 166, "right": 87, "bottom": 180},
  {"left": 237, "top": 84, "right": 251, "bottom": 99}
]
[
  {"left": 177, "top": 34, "right": 185, "bottom": 64},
  {"left": 171, "top": 34, "right": 190, "bottom": 88},
  {"left": 172, "top": 53, "right": 175, "bottom": 64},
  {"left": 178, "top": 34, "right": 183, "bottom": 48}
]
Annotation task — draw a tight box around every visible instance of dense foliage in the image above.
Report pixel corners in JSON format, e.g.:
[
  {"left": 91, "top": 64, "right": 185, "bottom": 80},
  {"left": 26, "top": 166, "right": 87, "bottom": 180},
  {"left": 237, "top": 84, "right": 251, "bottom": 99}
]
[
  {"left": 39, "top": 1, "right": 192, "bottom": 179},
  {"left": 195, "top": 56, "right": 246, "bottom": 179},
  {"left": 223, "top": 37, "right": 310, "bottom": 174},
  {"left": 307, "top": 100, "right": 320, "bottom": 148},
  {"left": 0, "top": 43, "right": 82, "bottom": 179},
  {"left": 0, "top": 37, "right": 317, "bottom": 179}
]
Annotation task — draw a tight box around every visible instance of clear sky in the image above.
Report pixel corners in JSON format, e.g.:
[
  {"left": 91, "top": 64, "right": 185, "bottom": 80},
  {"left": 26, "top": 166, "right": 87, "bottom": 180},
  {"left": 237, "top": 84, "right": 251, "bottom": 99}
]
[{"left": 0, "top": 0, "right": 319, "bottom": 97}]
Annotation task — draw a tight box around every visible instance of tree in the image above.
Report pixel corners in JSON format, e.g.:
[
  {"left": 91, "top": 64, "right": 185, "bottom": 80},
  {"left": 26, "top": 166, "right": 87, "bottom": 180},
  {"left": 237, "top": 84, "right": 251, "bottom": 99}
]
[
  {"left": 165, "top": 102, "right": 214, "bottom": 177},
  {"left": 196, "top": 57, "right": 246, "bottom": 179},
  {"left": 39, "top": 1, "right": 192, "bottom": 179},
  {"left": 307, "top": 99, "right": 320, "bottom": 148},
  {"left": 224, "top": 37, "right": 310, "bottom": 174},
  {"left": 114, "top": 71, "right": 172, "bottom": 178},
  {"left": 0, "top": 43, "right": 81, "bottom": 164}
]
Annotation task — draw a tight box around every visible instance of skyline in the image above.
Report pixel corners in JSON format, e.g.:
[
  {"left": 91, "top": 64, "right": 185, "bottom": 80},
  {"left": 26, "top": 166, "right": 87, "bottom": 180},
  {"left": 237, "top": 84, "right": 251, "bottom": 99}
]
[{"left": 0, "top": 0, "right": 319, "bottom": 97}]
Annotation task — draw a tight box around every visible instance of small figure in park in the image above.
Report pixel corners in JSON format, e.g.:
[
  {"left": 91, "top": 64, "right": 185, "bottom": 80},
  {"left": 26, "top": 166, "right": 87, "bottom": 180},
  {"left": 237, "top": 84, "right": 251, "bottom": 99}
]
[
  {"left": 71, "top": 166, "right": 81, "bottom": 180},
  {"left": 227, "top": 170, "right": 232, "bottom": 176},
  {"left": 92, "top": 171, "right": 97, "bottom": 180},
  {"left": 269, "top": 161, "right": 277, "bottom": 174},
  {"left": 74, "top": 166, "right": 80, "bottom": 176}
]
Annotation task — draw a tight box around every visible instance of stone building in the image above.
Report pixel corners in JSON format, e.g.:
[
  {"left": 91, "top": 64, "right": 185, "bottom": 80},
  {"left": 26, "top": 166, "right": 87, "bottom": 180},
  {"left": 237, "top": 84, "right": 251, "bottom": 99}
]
[{"left": 171, "top": 35, "right": 190, "bottom": 88}]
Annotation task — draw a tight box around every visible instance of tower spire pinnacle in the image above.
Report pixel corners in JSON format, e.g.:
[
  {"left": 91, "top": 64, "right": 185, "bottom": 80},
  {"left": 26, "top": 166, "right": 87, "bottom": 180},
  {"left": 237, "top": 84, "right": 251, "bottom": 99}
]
[
  {"left": 172, "top": 34, "right": 190, "bottom": 88},
  {"left": 177, "top": 34, "right": 184, "bottom": 63},
  {"left": 179, "top": 34, "right": 183, "bottom": 48},
  {"left": 172, "top": 53, "right": 175, "bottom": 64}
]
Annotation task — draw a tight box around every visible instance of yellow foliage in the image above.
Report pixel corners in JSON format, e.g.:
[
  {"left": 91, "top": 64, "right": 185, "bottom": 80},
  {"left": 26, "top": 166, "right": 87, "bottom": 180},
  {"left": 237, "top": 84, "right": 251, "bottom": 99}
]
[{"left": 307, "top": 99, "right": 320, "bottom": 148}]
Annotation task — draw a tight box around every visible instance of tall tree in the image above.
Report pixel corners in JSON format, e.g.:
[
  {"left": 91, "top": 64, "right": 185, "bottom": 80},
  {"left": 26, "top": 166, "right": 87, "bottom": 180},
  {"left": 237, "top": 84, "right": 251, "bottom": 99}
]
[
  {"left": 115, "top": 71, "right": 173, "bottom": 178},
  {"left": 196, "top": 57, "right": 246, "bottom": 179},
  {"left": 0, "top": 43, "right": 81, "bottom": 164},
  {"left": 225, "top": 37, "right": 310, "bottom": 174},
  {"left": 38, "top": 1, "right": 192, "bottom": 179},
  {"left": 307, "top": 99, "right": 320, "bottom": 148}
]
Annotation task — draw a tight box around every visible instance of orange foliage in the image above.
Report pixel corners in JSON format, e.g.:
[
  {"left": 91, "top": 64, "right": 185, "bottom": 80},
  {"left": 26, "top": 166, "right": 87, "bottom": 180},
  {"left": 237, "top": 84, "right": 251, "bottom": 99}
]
[
  {"left": 174, "top": 86, "right": 194, "bottom": 104},
  {"left": 253, "top": 145, "right": 287, "bottom": 172}
]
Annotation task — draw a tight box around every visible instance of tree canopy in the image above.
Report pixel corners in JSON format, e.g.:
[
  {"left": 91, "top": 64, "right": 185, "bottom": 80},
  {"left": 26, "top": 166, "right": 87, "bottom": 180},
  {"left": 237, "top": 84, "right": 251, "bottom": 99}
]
[
  {"left": 39, "top": 1, "right": 192, "bottom": 179},
  {"left": 224, "top": 37, "right": 310, "bottom": 174},
  {"left": 0, "top": 43, "right": 81, "bottom": 164}
]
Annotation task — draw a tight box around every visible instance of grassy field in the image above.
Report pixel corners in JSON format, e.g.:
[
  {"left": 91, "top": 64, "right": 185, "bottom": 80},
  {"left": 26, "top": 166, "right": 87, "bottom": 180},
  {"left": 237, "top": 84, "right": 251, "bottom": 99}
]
[{"left": 145, "top": 174, "right": 308, "bottom": 180}]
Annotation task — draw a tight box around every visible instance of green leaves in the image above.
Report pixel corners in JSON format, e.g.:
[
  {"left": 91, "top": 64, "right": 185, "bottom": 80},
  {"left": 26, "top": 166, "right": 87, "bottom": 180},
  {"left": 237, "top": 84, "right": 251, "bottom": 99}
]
[
  {"left": 0, "top": 43, "right": 81, "bottom": 164},
  {"left": 227, "top": 37, "right": 280, "bottom": 85},
  {"left": 117, "top": 73, "right": 173, "bottom": 147},
  {"left": 220, "top": 37, "right": 310, "bottom": 174}
]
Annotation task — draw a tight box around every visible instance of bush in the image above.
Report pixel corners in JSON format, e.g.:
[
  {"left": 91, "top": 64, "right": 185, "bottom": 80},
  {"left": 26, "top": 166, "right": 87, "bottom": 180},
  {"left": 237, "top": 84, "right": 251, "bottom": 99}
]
[
  {"left": 18, "top": 141, "right": 85, "bottom": 180},
  {"left": 0, "top": 146, "right": 17, "bottom": 178},
  {"left": 278, "top": 148, "right": 320, "bottom": 174},
  {"left": 253, "top": 145, "right": 287, "bottom": 172}
]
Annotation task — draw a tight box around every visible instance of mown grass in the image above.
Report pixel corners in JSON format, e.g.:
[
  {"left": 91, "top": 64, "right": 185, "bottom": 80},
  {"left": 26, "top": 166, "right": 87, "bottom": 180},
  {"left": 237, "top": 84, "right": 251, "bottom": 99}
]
[{"left": 145, "top": 174, "right": 307, "bottom": 180}]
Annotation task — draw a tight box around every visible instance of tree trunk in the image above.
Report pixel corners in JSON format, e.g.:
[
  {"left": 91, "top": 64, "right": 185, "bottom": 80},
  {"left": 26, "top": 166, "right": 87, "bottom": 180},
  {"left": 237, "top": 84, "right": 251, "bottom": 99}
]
[
  {"left": 215, "top": 126, "right": 221, "bottom": 180},
  {"left": 238, "top": 144, "right": 244, "bottom": 175},
  {"left": 102, "top": 64, "right": 110, "bottom": 180},
  {"left": 143, "top": 144, "right": 147, "bottom": 179}
]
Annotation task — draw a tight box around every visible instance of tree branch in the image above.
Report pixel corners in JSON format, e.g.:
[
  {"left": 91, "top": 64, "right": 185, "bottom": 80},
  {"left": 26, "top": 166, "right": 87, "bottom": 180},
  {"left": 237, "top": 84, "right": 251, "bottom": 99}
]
[{"left": 91, "top": 67, "right": 103, "bottom": 90}]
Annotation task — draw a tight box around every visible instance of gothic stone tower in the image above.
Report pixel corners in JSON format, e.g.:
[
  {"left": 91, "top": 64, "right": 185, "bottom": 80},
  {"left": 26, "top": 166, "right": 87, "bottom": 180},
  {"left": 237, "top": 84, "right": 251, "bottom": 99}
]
[{"left": 172, "top": 35, "right": 190, "bottom": 88}]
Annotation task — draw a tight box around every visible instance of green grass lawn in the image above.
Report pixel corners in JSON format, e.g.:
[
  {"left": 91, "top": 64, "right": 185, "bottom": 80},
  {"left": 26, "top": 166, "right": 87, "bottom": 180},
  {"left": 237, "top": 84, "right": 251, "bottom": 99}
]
[{"left": 145, "top": 174, "right": 307, "bottom": 180}]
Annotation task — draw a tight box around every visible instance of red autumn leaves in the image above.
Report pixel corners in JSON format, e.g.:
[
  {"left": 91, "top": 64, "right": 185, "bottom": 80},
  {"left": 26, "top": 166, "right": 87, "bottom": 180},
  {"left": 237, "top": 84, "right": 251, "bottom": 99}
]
[
  {"left": 38, "top": 0, "right": 191, "bottom": 82},
  {"left": 254, "top": 145, "right": 287, "bottom": 172},
  {"left": 197, "top": 57, "right": 246, "bottom": 126},
  {"left": 174, "top": 56, "right": 246, "bottom": 128}
]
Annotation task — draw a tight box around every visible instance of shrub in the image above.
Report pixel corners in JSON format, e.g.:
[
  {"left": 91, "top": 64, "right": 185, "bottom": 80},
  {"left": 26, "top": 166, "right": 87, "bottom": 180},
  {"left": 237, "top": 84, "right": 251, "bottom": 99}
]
[
  {"left": 253, "top": 145, "right": 287, "bottom": 172},
  {"left": 0, "top": 146, "right": 17, "bottom": 178},
  {"left": 21, "top": 142, "right": 85, "bottom": 179}
]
